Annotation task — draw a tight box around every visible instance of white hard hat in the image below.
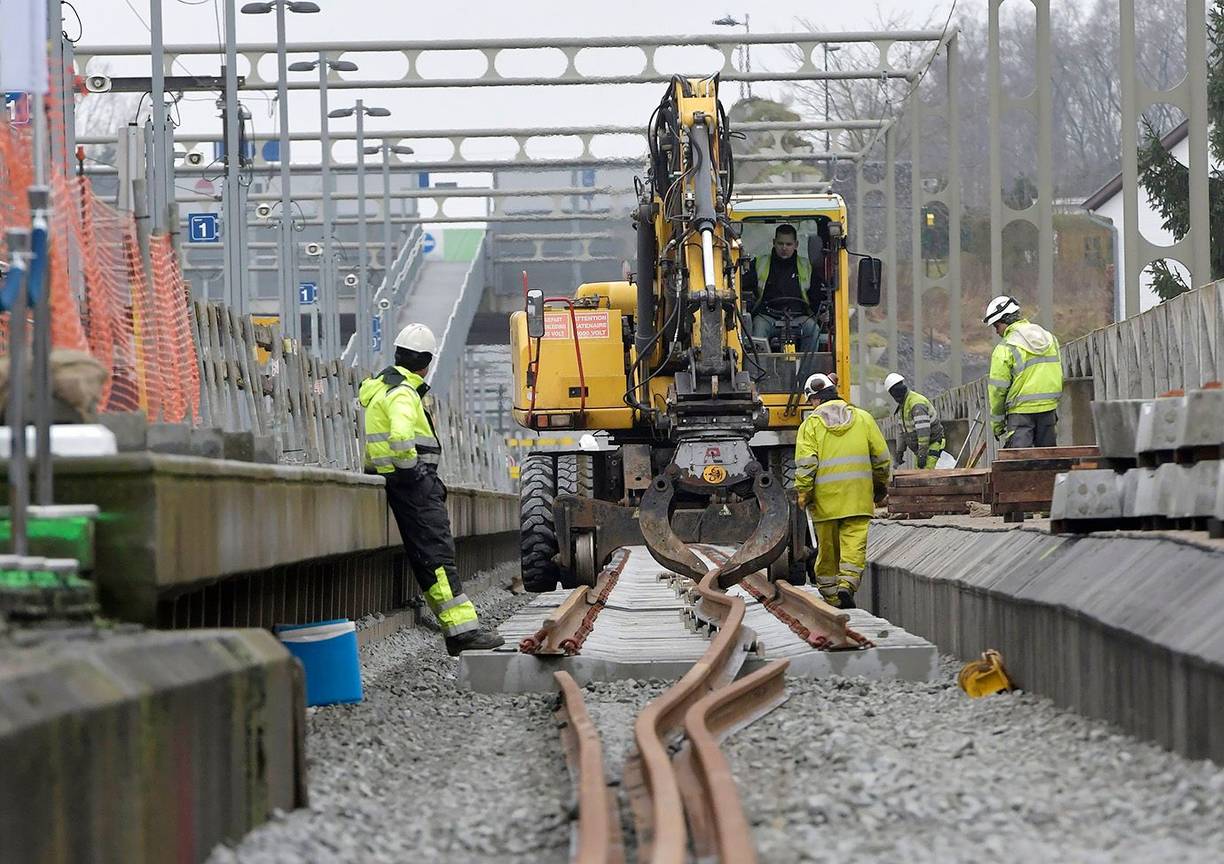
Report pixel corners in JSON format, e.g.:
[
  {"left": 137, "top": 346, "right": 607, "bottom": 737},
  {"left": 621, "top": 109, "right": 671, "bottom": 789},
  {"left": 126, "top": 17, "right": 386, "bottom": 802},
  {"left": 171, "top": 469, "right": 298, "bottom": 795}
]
[
  {"left": 803, "top": 373, "right": 836, "bottom": 398},
  {"left": 579, "top": 433, "right": 600, "bottom": 452},
  {"left": 394, "top": 322, "right": 437, "bottom": 353},
  {"left": 883, "top": 372, "right": 906, "bottom": 392},
  {"left": 983, "top": 295, "right": 1021, "bottom": 326}
]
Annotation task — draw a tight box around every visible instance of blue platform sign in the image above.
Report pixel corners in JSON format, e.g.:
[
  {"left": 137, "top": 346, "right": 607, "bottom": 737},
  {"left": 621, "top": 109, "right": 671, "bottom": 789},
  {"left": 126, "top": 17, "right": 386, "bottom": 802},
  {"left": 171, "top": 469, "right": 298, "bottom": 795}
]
[
  {"left": 371, "top": 316, "right": 383, "bottom": 352},
  {"left": 187, "top": 213, "right": 220, "bottom": 243},
  {"left": 422, "top": 232, "right": 436, "bottom": 254},
  {"left": 298, "top": 282, "right": 317, "bottom": 304}
]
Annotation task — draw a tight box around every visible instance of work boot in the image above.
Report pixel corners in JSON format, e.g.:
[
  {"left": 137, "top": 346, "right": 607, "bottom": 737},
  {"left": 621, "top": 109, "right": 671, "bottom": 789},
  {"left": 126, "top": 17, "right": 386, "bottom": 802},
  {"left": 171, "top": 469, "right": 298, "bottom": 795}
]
[
  {"left": 836, "top": 589, "right": 857, "bottom": 610},
  {"left": 445, "top": 627, "right": 505, "bottom": 656}
]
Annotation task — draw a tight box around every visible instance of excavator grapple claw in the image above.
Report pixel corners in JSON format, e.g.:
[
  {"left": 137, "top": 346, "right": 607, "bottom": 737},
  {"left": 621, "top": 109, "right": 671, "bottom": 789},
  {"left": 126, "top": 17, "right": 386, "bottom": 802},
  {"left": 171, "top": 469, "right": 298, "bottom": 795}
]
[
  {"left": 714, "top": 469, "right": 790, "bottom": 589},
  {"left": 640, "top": 465, "right": 791, "bottom": 587},
  {"left": 640, "top": 472, "right": 708, "bottom": 581}
]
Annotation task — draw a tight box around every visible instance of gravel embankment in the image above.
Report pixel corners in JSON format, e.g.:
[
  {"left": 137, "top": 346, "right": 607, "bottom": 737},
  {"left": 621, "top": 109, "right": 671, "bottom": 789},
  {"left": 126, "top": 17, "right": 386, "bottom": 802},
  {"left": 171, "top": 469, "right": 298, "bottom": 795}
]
[
  {"left": 724, "top": 658, "right": 1224, "bottom": 863},
  {"left": 208, "top": 563, "right": 572, "bottom": 864},
  {"left": 211, "top": 578, "right": 1224, "bottom": 863}
]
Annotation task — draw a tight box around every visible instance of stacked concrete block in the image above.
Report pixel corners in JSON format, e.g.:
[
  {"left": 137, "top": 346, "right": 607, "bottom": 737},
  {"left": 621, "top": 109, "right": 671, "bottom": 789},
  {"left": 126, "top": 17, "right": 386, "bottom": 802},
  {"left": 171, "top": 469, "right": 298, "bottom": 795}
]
[{"left": 1054, "top": 388, "right": 1224, "bottom": 536}]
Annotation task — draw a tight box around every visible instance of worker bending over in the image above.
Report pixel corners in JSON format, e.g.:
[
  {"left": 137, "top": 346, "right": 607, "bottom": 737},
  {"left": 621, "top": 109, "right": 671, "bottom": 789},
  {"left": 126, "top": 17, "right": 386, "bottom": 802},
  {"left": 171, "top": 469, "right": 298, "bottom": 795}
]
[
  {"left": 984, "top": 296, "right": 1063, "bottom": 448},
  {"left": 794, "top": 373, "right": 891, "bottom": 609},
  {"left": 884, "top": 372, "right": 946, "bottom": 469},
  {"left": 360, "top": 323, "right": 504, "bottom": 656}
]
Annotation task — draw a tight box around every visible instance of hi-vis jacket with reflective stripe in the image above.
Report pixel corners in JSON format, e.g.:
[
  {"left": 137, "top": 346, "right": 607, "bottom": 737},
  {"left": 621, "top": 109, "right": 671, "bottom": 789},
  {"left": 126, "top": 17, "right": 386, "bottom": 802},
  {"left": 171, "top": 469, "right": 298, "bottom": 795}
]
[
  {"left": 987, "top": 319, "right": 1063, "bottom": 433},
  {"left": 794, "top": 399, "right": 892, "bottom": 522},
  {"left": 897, "top": 389, "right": 944, "bottom": 456},
  {"left": 358, "top": 366, "right": 442, "bottom": 475},
  {"left": 755, "top": 254, "right": 814, "bottom": 312}
]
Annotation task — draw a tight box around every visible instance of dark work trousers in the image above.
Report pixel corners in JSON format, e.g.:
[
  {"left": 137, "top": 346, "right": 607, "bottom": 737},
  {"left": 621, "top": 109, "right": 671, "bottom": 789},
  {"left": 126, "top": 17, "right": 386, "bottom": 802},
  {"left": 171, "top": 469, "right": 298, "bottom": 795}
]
[
  {"left": 1004, "top": 410, "right": 1058, "bottom": 448},
  {"left": 384, "top": 468, "right": 465, "bottom": 603}
]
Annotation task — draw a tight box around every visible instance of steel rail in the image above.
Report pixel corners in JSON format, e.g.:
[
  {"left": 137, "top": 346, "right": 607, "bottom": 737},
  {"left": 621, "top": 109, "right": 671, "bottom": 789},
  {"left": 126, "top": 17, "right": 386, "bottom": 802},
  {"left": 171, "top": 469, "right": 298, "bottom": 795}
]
[
  {"left": 519, "top": 549, "right": 629, "bottom": 655},
  {"left": 554, "top": 671, "right": 625, "bottom": 864},
  {"left": 700, "top": 545, "right": 874, "bottom": 651},
  {"left": 625, "top": 563, "right": 757, "bottom": 863},
  {"left": 676, "top": 659, "right": 789, "bottom": 863}
]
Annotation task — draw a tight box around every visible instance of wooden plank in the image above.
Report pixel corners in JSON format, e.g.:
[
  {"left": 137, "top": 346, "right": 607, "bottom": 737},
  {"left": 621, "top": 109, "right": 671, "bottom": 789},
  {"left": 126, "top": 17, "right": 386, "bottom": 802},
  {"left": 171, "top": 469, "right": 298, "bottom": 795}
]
[
  {"left": 891, "top": 468, "right": 991, "bottom": 486},
  {"left": 886, "top": 494, "right": 984, "bottom": 507},
  {"left": 991, "top": 488, "right": 1057, "bottom": 505},
  {"left": 991, "top": 458, "right": 1086, "bottom": 473},
  {"left": 993, "top": 446, "right": 1098, "bottom": 461}
]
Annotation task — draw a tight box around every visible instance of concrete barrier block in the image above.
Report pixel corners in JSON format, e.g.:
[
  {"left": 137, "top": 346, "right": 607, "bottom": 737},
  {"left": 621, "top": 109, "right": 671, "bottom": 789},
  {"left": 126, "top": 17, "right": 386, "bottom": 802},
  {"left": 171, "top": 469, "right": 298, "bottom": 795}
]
[
  {"left": 1135, "top": 397, "right": 1183, "bottom": 458},
  {"left": 1090, "top": 399, "right": 1146, "bottom": 459},
  {"left": 96, "top": 411, "right": 148, "bottom": 452},
  {"left": 147, "top": 422, "right": 192, "bottom": 455},
  {"left": 1051, "top": 469, "right": 1124, "bottom": 521},
  {"left": 253, "top": 434, "right": 278, "bottom": 465},
  {"left": 1166, "top": 460, "right": 1218, "bottom": 519},
  {"left": 1121, "top": 468, "right": 1157, "bottom": 518},
  {"left": 1129, "top": 466, "right": 1171, "bottom": 518},
  {"left": 222, "top": 431, "right": 257, "bottom": 462},
  {"left": 189, "top": 426, "right": 225, "bottom": 459},
  {"left": 1175, "top": 389, "right": 1224, "bottom": 449},
  {"left": 0, "top": 626, "right": 304, "bottom": 863}
]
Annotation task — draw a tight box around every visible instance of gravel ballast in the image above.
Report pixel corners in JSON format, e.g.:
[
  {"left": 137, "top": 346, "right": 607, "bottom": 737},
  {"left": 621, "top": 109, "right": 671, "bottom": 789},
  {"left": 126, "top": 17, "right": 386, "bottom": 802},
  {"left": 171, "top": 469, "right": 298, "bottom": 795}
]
[{"left": 210, "top": 576, "right": 1224, "bottom": 863}]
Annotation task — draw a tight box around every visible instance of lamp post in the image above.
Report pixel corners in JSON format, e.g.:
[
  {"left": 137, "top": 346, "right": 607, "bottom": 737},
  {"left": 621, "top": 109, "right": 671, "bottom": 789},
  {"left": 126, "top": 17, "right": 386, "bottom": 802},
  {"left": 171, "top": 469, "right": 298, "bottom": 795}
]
[
  {"left": 328, "top": 100, "right": 391, "bottom": 371},
  {"left": 241, "top": 0, "right": 319, "bottom": 344},
  {"left": 362, "top": 141, "right": 415, "bottom": 289},
  {"left": 289, "top": 56, "right": 358, "bottom": 358},
  {"left": 824, "top": 44, "right": 842, "bottom": 181},
  {"left": 712, "top": 14, "right": 750, "bottom": 99}
]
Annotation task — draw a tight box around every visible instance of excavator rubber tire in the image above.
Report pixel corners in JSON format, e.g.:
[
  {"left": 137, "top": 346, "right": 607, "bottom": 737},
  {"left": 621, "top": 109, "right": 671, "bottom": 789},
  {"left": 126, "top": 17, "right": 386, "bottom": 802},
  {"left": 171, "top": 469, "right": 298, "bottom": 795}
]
[
  {"left": 520, "top": 454, "right": 561, "bottom": 592},
  {"left": 554, "top": 454, "right": 582, "bottom": 590}
]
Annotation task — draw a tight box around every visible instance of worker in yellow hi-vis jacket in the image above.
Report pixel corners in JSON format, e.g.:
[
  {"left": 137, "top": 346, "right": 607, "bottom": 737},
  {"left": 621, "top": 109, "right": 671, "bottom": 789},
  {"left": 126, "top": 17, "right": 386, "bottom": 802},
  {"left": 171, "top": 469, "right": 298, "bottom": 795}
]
[
  {"left": 793, "top": 373, "right": 891, "bottom": 609},
  {"left": 359, "top": 323, "right": 504, "bottom": 656}
]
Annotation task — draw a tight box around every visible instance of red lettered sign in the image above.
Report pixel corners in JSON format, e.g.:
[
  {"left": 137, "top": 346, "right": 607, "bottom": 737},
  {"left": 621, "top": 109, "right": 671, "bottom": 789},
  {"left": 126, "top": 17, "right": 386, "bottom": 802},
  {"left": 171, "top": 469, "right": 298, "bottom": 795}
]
[{"left": 544, "top": 311, "right": 610, "bottom": 340}]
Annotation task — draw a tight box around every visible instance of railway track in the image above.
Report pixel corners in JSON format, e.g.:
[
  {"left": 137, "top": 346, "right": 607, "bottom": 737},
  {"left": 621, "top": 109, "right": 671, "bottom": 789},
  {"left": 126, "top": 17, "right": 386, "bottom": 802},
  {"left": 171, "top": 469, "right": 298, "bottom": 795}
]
[{"left": 549, "top": 547, "right": 793, "bottom": 864}]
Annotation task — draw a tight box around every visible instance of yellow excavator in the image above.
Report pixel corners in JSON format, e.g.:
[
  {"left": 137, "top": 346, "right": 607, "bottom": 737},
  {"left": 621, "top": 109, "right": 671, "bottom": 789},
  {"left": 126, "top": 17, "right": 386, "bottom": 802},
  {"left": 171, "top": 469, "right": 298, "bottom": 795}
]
[{"left": 510, "top": 75, "right": 882, "bottom": 591}]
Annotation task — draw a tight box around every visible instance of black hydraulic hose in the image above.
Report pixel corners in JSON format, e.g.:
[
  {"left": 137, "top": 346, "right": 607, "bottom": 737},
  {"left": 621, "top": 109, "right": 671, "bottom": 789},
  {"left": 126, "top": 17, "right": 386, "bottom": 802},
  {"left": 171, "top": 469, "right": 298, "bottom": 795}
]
[{"left": 634, "top": 203, "right": 657, "bottom": 363}]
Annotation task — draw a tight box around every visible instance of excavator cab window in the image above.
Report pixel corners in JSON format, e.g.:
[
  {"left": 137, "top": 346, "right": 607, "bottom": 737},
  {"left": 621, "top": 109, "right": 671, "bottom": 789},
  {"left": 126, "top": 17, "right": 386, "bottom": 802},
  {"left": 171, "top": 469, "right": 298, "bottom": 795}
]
[{"left": 738, "top": 216, "right": 838, "bottom": 388}]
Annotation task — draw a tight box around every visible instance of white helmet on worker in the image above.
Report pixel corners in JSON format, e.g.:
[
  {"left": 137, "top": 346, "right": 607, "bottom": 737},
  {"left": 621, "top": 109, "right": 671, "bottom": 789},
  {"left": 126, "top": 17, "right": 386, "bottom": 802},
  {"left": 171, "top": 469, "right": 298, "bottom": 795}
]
[
  {"left": 983, "top": 295, "right": 1021, "bottom": 326},
  {"left": 883, "top": 372, "right": 906, "bottom": 392},
  {"left": 803, "top": 372, "right": 837, "bottom": 400},
  {"left": 394, "top": 322, "right": 437, "bottom": 354}
]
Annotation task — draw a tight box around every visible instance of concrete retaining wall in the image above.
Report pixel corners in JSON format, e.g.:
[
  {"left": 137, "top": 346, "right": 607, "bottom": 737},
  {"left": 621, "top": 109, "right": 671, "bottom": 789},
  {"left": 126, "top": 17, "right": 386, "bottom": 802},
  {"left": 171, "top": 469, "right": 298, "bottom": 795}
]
[
  {"left": 0, "top": 626, "right": 304, "bottom": 864},
  {"left": 2, "top": 455, "right": 517, "bottom": 623},
  {"left": 867, "top": 519, "right": 1224, "bottom": 762}
]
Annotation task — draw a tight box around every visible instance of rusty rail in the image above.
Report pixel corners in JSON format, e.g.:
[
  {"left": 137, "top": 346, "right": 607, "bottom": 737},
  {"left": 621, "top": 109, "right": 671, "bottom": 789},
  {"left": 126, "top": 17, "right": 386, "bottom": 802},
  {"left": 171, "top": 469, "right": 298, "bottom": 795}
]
[
  {"left": 701, "top": 544, "right": 874, "bottom": 651},
  {"left": 677, "top": 659, "right": 789, "bottom": 863},
  {"left": 626, "top": 558, "right": 782, "bottom": 864},
  {"left": 520, "top": 549, "right": 629, "bottom": 655},
  {"left": 554, "top": 671, "right": 625, "bottom": 864}
]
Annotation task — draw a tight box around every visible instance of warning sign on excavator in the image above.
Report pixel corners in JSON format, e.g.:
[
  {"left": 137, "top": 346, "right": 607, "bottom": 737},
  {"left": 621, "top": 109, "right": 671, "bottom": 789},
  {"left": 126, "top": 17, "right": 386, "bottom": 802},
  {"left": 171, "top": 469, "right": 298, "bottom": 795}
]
[{"left": 701, "top": 465, "right": 728, "bottom": 484}]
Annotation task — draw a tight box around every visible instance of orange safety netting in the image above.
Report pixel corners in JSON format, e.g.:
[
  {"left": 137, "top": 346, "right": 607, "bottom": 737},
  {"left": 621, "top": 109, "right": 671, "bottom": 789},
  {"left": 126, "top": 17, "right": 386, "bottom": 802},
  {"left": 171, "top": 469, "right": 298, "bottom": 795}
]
[{"left": 0, "top": 84, "right": 201, "bottom": 424}]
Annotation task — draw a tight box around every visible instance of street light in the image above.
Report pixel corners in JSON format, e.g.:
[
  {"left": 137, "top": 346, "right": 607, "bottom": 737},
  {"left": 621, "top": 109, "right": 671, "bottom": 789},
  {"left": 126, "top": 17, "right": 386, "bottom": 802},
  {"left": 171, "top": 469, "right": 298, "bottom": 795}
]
[
  {"left": 824, "top": 44, "right": 842, "bottom": 181},
  {"left": 289, "top": 56, "right": 359, "bottom": 358},
  {"left": 241, "top": 0, "right": 319, "bottom": 345},
  {"left": 712, "top": 14, "right": 750, "bottom": 99},
  {"left": 363, "top": 142, "right": 415, "bottom": 291},
  {"left": 328, "top": 101, "right": 391, "bottom": 371}
]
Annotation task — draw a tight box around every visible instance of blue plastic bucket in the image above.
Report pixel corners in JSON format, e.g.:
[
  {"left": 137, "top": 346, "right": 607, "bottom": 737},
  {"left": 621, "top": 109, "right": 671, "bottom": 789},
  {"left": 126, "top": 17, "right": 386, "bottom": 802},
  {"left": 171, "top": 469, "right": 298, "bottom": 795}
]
[{"left": 275, "top": 618, "right": 363, "bottom": 707}]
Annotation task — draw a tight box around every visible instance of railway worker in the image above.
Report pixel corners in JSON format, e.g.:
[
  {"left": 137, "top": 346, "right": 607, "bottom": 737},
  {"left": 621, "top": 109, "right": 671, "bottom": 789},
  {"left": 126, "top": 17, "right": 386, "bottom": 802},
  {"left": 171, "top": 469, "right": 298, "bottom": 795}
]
[
  {"left": 884, "top": 372, "right": 946, "bottom": 469},
  {"left": 983, "top": 295, "right": 1064, "bottom": 448},
  {"left": 359, "top": 322, "right": 504, "bottom": 656},
  {"left": 743, "top": 223, "right": 825, "bottom": 353},
  {"left": 794, "top": 373, "right": 891, "bottom": 609}
]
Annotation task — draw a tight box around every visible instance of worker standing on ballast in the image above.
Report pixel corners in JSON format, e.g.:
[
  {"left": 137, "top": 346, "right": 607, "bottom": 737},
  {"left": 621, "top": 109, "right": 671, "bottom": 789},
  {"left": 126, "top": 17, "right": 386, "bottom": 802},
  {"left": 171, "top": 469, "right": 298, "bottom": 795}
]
[
  {"left": 360, "top": 323, "right": 504, "bottom": 655},
  {"left": 983, "top": 296, "right": 1063, "bottom": 448},
  {"left": 884, "top": 372, "right": 945, "bottom": 469},
  {"left": 793, "top": 373, "right": 891, "bottom": 609}
]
